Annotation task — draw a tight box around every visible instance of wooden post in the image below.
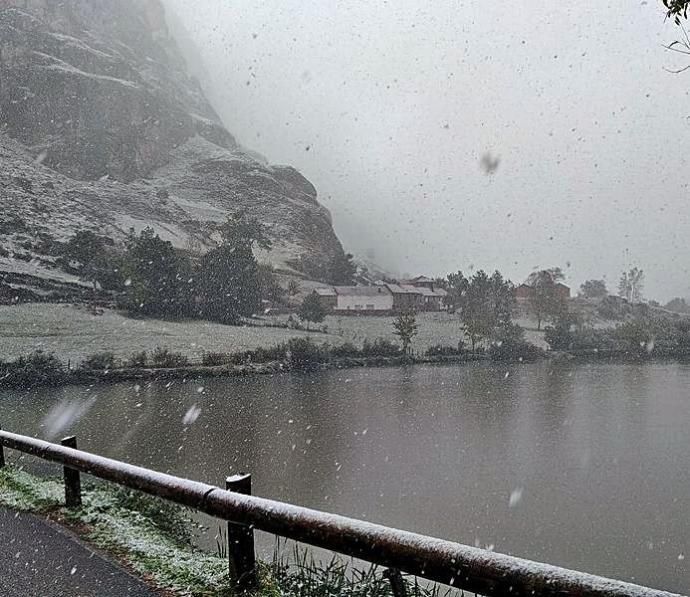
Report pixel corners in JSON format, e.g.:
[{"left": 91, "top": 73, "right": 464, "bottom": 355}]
[
  {"left": 61, "top": 436, "right": 81, "bottom": 508},
  {"left": 384, "top": 569, "right": 408, "bottom": 597},
  {"left": 226, "top": 474, "right": 257, "bottom": 590}
]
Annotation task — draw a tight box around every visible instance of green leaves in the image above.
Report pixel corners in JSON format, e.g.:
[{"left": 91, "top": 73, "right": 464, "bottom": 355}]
[
  {"left": 299, "top": 293, "right": 327, "bottom": 326},
  {"left": 392, "top": 310, "right": 418, "bottom": 354}
]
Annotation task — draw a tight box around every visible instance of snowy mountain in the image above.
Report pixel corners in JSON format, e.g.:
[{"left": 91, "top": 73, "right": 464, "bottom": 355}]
[{"left": 0, "top": 0, "right": 346, "bottom": 299}]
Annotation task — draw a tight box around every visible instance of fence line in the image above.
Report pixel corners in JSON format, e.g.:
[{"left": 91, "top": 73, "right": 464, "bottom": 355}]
[{"left": 0, "top": 429, "right": 684, "bottom": 597}]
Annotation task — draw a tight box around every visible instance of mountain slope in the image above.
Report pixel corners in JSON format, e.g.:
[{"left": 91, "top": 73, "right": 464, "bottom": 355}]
[{"left": 0, "top": 0, "right": 345, "bottom": 299}]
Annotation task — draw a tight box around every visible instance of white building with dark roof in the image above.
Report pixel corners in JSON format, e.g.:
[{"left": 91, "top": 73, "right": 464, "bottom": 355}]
[
  {"left": 333, "top": 285, "right": 394, "bottom": 312},
  {"left": 311, "top": 278, "right": 447, "bottom": 314}
]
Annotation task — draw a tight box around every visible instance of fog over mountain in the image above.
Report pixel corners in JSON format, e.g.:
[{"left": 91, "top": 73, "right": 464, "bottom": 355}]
[
  {"left": 0, "top": 0, "right": 349, "bottom": 297},
  {"left": 164, "top": 0, "right": 690, "bottom": 301}
]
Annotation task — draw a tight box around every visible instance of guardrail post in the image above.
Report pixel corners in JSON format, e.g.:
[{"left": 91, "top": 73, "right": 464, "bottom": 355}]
[
  {"left": 0, "top": 427, "right": 5, "bottom": 469},
  {"left": 384, "top": 568, "right": 408, "bottom": 597},
  {"left": 61, "top": 436, "right": 81, "bottom": 508},
  {"left": 226, "top": 474, "right": 257, "bottom": 590}
]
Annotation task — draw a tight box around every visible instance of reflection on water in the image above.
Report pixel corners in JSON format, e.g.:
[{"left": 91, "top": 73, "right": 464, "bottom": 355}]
[{"left": 1, "top": 361, "right": 688, "bottom": 592}]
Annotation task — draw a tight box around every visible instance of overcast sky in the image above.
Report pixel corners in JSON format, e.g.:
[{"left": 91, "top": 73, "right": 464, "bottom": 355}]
[{"left": 164, "top": 0, "right": 689, "bottom": 301}]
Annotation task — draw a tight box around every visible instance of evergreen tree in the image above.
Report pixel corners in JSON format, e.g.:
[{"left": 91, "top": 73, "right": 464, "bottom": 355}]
[
  {"left": 219, "top": 211, "right": 272, "bottom": 252},
  {"left": 329, "top": 252, "right": 357, "bottom": 285},
  {"left": 196, "top": 214, "right": 269, "bottom": 323},
  {"left": 121, "top": 227, "right": 189, "bottom": 318},
  {"left": 62, "top": 230, "right": 114, "bottom": 292},
  {"left": 198, "top": 244, "right": 261, "bottom": 323}
]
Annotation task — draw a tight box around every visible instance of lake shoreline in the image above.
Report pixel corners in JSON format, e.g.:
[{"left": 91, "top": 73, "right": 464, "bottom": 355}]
[
  {"left": 550, "top": 347, "right": 690, "bottom": 362},
  {"left": 8, "top": 345, "right": 690, "bottom": 390},
  {"left": 4, "top": 352, "right": 491, "bottom": 389}
]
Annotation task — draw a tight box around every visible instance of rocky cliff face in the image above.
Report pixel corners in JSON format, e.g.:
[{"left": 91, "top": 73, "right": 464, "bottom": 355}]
[{"left": 0, "top": 0, "right": 344, "bottom": 297}]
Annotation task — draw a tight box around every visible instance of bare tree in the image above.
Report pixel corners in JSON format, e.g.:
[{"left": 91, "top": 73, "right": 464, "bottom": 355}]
[{"left": 618, "top": 267, "right": 645, "bottom": 303}]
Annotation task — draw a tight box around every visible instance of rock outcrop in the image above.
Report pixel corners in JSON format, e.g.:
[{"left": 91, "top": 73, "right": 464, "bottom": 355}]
[{"left": 0, "top": 0, "right": 345, "bottom": 297}]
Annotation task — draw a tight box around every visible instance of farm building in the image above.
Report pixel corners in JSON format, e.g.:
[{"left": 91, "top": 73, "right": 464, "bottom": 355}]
[
  {"left": 416, "top": 285, "right": 448, "bottom": 311},
  {"left": 312, "top": 287, "right": 337, "bottom": 310},
  {"left": 311, "top": 277, "right": 448, "bottom": 314},
  {"left": 384, "top": 283, "right": 422, "bottom": 312},
  {"left": 333, "top": 286, "right": 394, "bottom": 313}
]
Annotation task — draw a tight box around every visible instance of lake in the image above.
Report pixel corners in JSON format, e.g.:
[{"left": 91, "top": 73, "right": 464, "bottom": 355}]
[{"left": 1, "top": 360, "right": 688, "bottom": 593}]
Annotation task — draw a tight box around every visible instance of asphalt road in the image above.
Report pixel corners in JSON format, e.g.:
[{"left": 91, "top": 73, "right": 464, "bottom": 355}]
[{"left": 0, "top": 508, "right": 158, "bottom": 597}]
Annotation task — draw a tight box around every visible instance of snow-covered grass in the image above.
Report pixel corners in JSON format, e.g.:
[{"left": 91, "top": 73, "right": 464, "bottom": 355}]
[
  {"left": 279, "top": 312, "right": 548, "bottom": 352},
  {"left": 0, "top": 304, "right": 330, "bottom": 364},
  {"left": 0, "top": 304, "right": 548, "bottom": 365},
  {"left": 0, "top": 466, "right": 456, "bottom": 597},
  {"left": 0, "top": 465, "right": 234, "bottom": 595}
]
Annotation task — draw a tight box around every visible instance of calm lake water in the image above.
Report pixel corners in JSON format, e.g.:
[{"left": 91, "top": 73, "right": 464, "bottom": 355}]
[{"left": 1, "top": 361, "right": 688, "bottom": 592}]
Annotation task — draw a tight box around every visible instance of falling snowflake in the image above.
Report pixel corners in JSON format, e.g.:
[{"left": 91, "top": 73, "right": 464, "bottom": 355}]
[
  {"left": 43, "top": 398, "right": 96, "bottom": 440},
  {"left": 182, "top": 404, "right": 201, "bottom": 426},
  {"left": 509, "top": 487, "right": 524, "bottom": 508}
]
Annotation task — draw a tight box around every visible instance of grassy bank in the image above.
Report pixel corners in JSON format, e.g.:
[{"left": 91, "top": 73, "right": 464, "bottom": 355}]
[
  {"left": 0, "top": 345, "right": 490, "bottom": 389},
  {"left": 0, "top": 466, "right": 456, "bottom": 596},
  {"left": 0, "top": 304, "right": 331, "bottom": 365},
  {"left": 0, "top": 304, "right": 549, "bottom": 365},
  {"left": 2, "top": 332, "right": 548, "bottom": 389}
]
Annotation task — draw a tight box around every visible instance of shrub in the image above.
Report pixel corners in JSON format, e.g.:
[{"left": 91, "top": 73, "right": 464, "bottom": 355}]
[
  {"left": 544, "top": 323, "right": 574, "bottom": 350},
  {"left": 614, "top": 320, "right": 654, "bottom": 354},
  {"left": 329, "top": 342, "right": 361, "bottom": 358},
  {"left": 33, "top": 232, "right": 63, "bottom": 256},
  {"left": 360, "top": 338, "right": 401, "bottom": 357},
  {"left": 596, "top": 296, "right": 630, "bottom": 321},
  {"left": 285, "top": 338, "right": 327, "bottom": 369},
  {"left": 151, "top": 348, "right": 189, "bottom": 368},
  {"left": 126, "top": 351, "right": 148, "bottom": 368},
  {"left": 0, "top": 351, "right": 65, "bottom": 387},
  {"left": 425, "top": 342, "right": 465, "bottom": 357},
  {"left": 202, "top": 352, "right": 231, "bottom": 366},
  {"left": 81, "top": 352, "right": 118, "bottom": 370},
  {"left": 490, "top": 336, "right": 543, "bottom": 362},
  {"left": 243, "top": 344, "right": 287, "bottom": 363}
]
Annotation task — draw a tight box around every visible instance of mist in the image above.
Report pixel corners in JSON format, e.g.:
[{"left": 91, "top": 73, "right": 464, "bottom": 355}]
[{"left": 163, "top": 0, "right": 688, "bottom": 301}]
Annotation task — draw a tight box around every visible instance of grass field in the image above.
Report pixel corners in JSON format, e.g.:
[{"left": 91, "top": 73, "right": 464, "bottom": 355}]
[
  {"left": 0, "top": 304, "right": 324, "bottom": 364},
  {"left": 314, "top": 312, "right": 546, "bottom": 350},
  {"left": 0, "top": 304, "right": 547, "bottom": 365}
]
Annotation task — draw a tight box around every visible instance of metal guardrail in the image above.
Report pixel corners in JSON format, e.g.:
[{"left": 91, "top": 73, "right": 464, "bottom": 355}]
[{"left": 0, "top": 429, "right": 685, "bottom": 597}]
